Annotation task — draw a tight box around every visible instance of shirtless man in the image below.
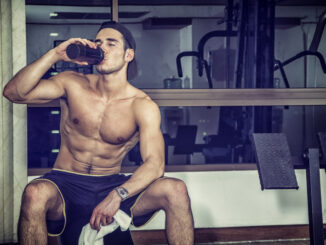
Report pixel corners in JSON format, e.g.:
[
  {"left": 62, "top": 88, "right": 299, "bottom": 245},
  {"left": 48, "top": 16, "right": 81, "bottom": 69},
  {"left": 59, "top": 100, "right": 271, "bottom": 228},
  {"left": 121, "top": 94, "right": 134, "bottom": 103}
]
[{"left": 3, "top": 21, "right": 194, "bottom": 245}]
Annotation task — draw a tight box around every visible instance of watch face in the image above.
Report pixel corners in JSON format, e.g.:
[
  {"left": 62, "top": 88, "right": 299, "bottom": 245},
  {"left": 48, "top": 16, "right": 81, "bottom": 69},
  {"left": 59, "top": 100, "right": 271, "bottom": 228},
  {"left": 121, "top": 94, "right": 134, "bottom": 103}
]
[
  {"left": 119, "top": 188, "right": 127, "bottom": 196},
  {"left": 117, "top": 187, "right": 129, "bottom": 200}
]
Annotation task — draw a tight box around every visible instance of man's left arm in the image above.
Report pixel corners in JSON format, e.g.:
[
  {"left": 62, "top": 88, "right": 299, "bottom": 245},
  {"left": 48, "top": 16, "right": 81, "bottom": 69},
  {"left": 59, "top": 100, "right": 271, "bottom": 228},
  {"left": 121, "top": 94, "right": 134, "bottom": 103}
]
[
  {"left": 120, "top": 98, "right": 165, "bottom": 195},
  {"left": 90, "top": 98, "right": 165, "bottom": 230}
]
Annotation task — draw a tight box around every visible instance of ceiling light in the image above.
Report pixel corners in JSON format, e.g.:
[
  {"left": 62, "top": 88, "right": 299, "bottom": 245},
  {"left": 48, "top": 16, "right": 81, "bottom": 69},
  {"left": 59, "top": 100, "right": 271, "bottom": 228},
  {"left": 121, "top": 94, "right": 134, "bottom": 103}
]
[
  {"left": 49, "top": 12, "right": 58, "bottom": 17},
  {"left": 49, "top": 33, "right": 59, "bottom": 37}
]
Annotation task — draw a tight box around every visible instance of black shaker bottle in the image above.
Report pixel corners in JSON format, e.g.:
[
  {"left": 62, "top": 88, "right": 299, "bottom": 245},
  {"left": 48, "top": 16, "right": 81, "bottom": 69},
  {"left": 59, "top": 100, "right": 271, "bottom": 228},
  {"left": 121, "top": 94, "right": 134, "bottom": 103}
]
[{"left": 66, "top": 44, "right": 104, "bottom": 65}]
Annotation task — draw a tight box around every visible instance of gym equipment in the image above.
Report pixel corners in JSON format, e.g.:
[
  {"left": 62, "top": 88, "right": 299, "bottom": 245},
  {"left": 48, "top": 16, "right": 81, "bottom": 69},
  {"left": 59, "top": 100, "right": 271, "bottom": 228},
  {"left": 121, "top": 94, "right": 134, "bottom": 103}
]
[
  {"left": 304, "top": 148, "right": 324, "bottom": 245},
  {"left": 318, "top": 132, "right": 326, "bottom": 161},
  {"left": 173, "top": 125, "right": 197, "bottom": 155},
  {"left": 252, "top": 133, "right": 326, "bottom": 245},
  {"left": 274, "top": 10, "right": 326, "bottom": 88},
  {"left": 252, "top": 133, "right": 298, "bottom": 190},
  {"left": 163, "top": 77, "right": 182, "bottom": 89},
  {"left": 175, "top": 0, "right": 237, "bottom": 89}
]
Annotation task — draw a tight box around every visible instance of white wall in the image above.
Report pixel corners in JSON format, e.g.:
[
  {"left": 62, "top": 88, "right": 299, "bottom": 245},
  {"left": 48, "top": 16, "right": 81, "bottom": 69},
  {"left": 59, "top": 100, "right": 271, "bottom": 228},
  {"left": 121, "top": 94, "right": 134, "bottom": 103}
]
[
  {"left": 28, "top": 169, "right": 326, "bottom": 230},
  {"left": 135, "top": 169, "right": 326, "bottom": 230},
  {"left": 132, "top": 25, "right": 180, "bottom": 88}
]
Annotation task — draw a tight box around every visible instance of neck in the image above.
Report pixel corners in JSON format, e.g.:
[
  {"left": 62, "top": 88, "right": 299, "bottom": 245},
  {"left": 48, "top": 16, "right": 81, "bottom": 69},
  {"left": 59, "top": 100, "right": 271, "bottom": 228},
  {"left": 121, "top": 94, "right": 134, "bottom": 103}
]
[{"left": 97, "top": 73, "right": 129, "bottom": 100}]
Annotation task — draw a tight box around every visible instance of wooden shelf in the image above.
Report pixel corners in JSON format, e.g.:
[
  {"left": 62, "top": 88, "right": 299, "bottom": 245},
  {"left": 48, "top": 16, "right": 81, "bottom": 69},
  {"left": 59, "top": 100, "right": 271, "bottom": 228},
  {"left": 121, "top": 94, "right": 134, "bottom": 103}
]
[
  {"left": 27, "top": 88, "right": 326, "bottom": 107},
  {"left": 28, "top": 164, "right": 258, "bottom": 176}
]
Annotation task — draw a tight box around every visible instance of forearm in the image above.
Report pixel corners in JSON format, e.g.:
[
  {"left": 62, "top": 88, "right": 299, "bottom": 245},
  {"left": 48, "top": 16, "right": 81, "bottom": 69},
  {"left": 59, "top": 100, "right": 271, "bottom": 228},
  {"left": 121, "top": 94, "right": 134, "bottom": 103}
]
[
  {"left": 3, "top": 49, "right": 60, "bottom": 101},
  {"left": 120, "top": 159, "right": 164, "bottom": 198}
]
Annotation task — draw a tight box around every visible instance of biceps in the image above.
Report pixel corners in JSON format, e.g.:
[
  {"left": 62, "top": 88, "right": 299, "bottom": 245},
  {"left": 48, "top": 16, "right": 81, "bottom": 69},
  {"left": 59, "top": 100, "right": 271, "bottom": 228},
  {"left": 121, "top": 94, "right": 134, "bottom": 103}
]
[
  {"left": 25, "top": 79, "right": 65, "bottom": 103},
  {"left": 139, "top": 128, "right": 164, "bottom": 161}
]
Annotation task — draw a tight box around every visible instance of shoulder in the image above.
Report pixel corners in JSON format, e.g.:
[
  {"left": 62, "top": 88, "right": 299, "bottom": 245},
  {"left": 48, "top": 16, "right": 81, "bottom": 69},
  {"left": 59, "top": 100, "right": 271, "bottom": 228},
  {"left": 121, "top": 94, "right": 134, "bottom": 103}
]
[
  {"left": 132, "top": 90, "right": 161, "bottom": 124},
  {"left": 132, "top": 89, "right": 159, "bottom": 112}
]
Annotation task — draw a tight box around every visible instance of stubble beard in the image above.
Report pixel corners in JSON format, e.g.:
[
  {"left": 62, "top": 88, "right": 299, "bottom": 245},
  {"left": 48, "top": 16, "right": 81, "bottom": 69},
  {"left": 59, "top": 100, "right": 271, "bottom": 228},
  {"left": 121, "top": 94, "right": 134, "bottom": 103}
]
[
  {"left": 96, "top": 65, "right": 113, "bottom": 75},
  {"left": 95, "top": 59, "right": 126, "bottom": 75},
  {"left": 96, "top": 64, "right": 122, "bottom": 75}
]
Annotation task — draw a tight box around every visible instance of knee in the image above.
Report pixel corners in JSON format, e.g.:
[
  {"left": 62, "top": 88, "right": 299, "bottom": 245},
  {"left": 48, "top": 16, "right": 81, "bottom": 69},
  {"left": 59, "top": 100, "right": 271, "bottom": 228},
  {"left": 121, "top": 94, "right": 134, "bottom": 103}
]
[
  {"left": 161, "top": 178, "right": 190, "bottom": 206},
  {"left": 21, "top": 182, "right": 50, "bottom": 211}
]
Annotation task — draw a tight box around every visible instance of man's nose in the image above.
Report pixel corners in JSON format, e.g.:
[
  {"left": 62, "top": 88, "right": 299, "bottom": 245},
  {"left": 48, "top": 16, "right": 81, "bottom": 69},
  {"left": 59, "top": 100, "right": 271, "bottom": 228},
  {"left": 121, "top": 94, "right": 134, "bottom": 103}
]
[
  {"left": 99, "top": 44, "right": 108, "bottom": 54},
  {"left": 97, "top": 43, "right": 103, "bottom": 49},
  {"left": 96, "top": 42, "right": 103, "bottom": 49},
  {"left": 97, "top": 44, "right": 107, "bottom": 54}
]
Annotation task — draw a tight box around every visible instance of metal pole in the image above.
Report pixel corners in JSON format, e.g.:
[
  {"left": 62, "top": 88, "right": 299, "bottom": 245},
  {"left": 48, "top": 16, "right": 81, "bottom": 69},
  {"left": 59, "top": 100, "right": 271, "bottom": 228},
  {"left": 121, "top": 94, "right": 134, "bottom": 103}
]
[
  {"left": 305, "top": 148, "right": 324, "bottom": 245},
  {"left": 226, "top": 0, "right": 233, "bottom": 88},
  {"left": 111, "top": 0, "right": 119, "bottom": 22}
]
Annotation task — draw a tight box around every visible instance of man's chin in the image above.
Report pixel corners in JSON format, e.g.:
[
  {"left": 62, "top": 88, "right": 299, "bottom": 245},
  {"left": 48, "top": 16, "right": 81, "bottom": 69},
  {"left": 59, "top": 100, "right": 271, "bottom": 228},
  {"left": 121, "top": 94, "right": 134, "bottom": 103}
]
[{"left": 95, "top": 67, "right": 112, "bottom": 75}]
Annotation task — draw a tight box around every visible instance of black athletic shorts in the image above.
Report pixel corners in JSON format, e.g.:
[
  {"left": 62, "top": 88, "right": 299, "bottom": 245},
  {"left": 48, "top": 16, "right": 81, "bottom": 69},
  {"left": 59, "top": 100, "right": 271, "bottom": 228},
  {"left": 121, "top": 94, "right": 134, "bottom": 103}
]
[{"left": 33, "top": 169, "right": 157, "bottom": 244}]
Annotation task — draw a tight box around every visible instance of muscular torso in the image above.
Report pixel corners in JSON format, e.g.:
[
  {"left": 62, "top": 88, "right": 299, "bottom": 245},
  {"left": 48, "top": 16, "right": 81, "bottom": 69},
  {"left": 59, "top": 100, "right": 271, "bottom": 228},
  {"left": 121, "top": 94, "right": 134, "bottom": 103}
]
[{"left": 53, "top": 72, "right": 145, "bottom": 175}]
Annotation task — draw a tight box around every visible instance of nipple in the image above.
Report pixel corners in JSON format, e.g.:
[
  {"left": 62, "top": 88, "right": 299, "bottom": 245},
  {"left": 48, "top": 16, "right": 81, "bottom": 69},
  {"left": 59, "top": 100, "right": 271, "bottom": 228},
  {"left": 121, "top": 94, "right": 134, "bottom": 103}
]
[
  {"left": 117, "top": 137, "right": 125, "bottom": 143},
  {"left": 73, "top": 118, "right": 79, "bottom": 124}
]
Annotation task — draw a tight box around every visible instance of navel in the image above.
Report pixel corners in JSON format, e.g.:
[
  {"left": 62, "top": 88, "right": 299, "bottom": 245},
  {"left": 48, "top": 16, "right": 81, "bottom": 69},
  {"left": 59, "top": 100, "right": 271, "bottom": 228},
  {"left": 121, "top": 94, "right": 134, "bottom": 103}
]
[
  {"left": 86, "top": 164, "right": 92, "bottom": 174},
  {"left": 73, "top": 118, "right": 79, "bottom": 124}
]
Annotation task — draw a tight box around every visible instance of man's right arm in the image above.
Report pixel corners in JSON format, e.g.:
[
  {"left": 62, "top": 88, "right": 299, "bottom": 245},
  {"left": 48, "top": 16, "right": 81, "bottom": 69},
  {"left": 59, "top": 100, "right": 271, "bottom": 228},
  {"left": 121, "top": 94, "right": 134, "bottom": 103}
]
[{"left": 3, "top": 38, "right": 96, "bottom": 104}]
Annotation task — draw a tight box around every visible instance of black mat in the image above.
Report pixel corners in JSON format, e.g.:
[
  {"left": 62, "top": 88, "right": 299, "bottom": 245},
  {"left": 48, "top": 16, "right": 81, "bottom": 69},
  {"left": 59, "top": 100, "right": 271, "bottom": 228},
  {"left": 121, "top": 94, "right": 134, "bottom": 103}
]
[{"left": 252, "top": 133, "right": 298, "bottom": 190}]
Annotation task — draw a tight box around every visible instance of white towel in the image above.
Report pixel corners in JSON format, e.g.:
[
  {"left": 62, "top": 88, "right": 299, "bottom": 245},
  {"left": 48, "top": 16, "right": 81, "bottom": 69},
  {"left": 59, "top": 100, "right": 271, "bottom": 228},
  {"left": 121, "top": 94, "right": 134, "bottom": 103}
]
[{"left": 78, "top": 210, "right": 132, "bottom": 245}]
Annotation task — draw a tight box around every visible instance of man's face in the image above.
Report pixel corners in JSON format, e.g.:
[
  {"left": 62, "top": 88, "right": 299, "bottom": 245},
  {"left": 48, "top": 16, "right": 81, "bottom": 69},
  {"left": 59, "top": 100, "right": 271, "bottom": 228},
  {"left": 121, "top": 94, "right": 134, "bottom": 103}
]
[{"left": 94, "top": 28, "right": 131, "bottom": 75}]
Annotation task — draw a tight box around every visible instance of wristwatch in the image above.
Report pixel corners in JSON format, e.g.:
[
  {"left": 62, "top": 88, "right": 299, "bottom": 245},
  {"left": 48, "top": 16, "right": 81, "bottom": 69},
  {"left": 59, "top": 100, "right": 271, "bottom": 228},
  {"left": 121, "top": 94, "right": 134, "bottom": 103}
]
[{"left": 115, "top": 186, "right": 129, "bottom": 201}]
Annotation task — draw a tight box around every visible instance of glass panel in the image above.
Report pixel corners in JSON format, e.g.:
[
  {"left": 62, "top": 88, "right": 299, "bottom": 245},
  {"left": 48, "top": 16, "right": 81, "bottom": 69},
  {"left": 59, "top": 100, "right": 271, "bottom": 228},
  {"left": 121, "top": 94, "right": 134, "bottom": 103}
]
[
  {"left": 25, "top": 3, "right": 326, "bottom": 92},
  {"left": 27, "top": 105, "right": 326, "bottom": 168},
  {"left": 25, "top": 2, "right": 326, "bottom": 168},
  {"left": 28, "top": 107, "right": 61, "bottom": 168},
  {"left": 26, "top": 3, "right": 235, "bottom": 89}
]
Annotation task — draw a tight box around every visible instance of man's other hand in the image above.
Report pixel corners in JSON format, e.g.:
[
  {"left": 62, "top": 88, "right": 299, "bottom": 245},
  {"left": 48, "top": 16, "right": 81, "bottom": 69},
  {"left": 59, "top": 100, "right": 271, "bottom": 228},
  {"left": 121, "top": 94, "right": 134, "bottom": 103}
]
[{"left": 89, "top": 190, "right": 122, "bottom": 231}]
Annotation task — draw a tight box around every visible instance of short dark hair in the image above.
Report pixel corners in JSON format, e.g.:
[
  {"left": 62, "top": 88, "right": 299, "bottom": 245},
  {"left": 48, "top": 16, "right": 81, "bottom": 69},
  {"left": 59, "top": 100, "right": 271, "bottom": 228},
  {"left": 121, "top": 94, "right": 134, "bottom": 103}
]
[{"left": 98, "top": 21, "right": 137, "bottom": 80}]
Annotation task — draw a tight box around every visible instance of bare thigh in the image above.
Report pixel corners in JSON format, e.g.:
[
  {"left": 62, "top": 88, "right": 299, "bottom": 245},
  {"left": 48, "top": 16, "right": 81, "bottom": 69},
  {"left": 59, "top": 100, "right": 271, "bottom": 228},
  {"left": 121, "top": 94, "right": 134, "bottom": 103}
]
[
  {"left": 131, "top": 177, "right": 181, "bottom": 217},
  {"left": 23, "top": 179, "right": 64, "bottom": 221}
]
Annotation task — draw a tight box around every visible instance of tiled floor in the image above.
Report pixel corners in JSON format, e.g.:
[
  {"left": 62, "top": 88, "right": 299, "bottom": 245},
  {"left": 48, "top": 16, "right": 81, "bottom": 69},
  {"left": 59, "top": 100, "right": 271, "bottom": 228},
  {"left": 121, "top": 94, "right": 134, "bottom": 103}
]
[
  {"left": 195, "top": 240, "right": 319, "bottom": 245},
  {"left": 1, "top": 240, "right": 321, "bottom": 245}
]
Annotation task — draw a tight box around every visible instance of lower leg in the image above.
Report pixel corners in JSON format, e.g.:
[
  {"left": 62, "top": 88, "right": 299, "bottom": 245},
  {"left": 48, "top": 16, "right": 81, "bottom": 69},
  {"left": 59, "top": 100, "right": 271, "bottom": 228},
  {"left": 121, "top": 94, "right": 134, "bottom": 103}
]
[
  {"left": 132, "top": 178, "right": 194, "bottom": 245},
  {"left": 164, "top": 191, "right": 194, "bottom": 245},
  {"left": 18, "top": 208, "right": 48, "bottom": 245}
]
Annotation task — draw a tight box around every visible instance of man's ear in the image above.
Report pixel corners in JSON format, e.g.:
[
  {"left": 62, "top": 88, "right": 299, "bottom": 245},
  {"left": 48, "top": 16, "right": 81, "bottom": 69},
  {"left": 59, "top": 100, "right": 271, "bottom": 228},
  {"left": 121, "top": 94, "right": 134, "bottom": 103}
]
[{"left": 125, "top": 49, "right": 135, "bottom": 62}]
